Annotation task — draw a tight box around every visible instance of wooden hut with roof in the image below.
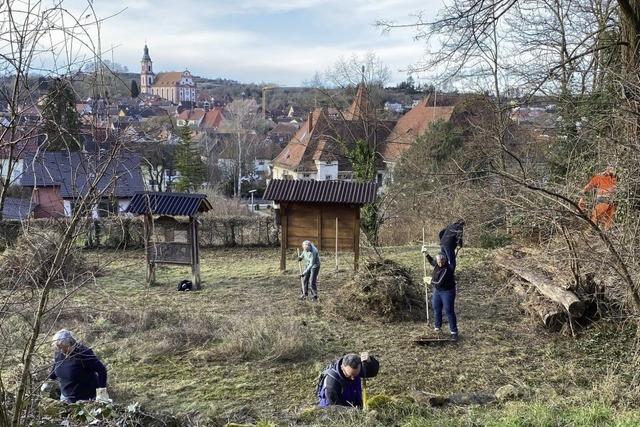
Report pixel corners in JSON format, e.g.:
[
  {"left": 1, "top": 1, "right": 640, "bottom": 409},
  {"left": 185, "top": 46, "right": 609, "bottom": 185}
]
[
  {"left": 126, "top": 192, "right": 212, "bottom": 287},
  {"left": 263, "top": 179, "right": 377, "bottom": 272}
]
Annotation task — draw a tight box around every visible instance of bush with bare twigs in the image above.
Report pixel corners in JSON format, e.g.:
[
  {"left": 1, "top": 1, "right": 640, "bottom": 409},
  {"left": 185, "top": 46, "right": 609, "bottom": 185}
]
[
  {"left": 0, "top": 229, "right": 88, "bottom": 289},
  {"left": 330, "top": 259, "right": 425, "bottom": 322}
]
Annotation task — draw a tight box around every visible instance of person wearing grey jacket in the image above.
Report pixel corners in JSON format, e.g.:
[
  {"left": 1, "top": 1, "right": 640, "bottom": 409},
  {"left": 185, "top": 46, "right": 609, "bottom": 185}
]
[{"left": 298, "top": 240, "right": 321, "bottom": 301}]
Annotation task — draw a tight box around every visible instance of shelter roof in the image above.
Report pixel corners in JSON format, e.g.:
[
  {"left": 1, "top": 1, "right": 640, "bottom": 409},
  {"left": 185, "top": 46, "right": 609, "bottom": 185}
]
[
  {"left": 263, "top": 179, "right": 377, "bottom": 205},
  {"left": 126, "top": 191, "right": 212, "bottom": 216}
]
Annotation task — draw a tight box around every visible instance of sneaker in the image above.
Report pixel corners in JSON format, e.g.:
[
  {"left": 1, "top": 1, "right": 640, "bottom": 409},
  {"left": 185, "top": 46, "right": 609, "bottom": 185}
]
[
  {"left": 450, "top": 333, "right": 459, "bottom": 342},
  {"left": 434, "top": 327, "right": 441, "bottom": 333},
  {"left": 299, "top": 295, "right": 307, "bottom": 301}
]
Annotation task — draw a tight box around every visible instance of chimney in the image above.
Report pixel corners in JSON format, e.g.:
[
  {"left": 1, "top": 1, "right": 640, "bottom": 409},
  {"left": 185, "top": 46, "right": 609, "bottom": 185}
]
[{"left": 308, "top": 112, "right": 313, "bottom": 132}]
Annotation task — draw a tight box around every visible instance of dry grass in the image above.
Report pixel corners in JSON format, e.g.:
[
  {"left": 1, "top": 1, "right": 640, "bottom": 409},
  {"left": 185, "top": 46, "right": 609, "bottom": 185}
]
[{"left": 11, "top": 246, "right": 637, "bottom": 426}]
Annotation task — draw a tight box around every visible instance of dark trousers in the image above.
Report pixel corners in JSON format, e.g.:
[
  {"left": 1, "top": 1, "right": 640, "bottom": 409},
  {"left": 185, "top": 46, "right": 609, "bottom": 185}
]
[
  {"left": 440, "top": 245, "right": 457, "bottom": 271},
  {"left": 432, "top": 287, "right": 458, "bottom": 334},
  {"left": 302, "top": 266, "right": 320, "bottom": 299}
]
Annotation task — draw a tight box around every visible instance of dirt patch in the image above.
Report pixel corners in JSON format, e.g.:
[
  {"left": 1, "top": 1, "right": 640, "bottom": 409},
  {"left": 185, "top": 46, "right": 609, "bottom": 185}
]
[{"left": 329, "top": 259, "right": 426, "bottom": 322}]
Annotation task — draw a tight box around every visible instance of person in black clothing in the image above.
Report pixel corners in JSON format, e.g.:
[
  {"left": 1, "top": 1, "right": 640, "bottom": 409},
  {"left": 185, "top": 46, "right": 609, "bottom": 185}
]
[
  {"left": 317, "top": 352, "right": 379, "bottom": 408},
  {"left": 434, "top": 219, "right": 465, "bottom": 271},
  {"left": 45, "top": 329, "right": 110, "bottom": 403},
  {"left": 425, "top": 253, "right": 458, "bottom": 341}
]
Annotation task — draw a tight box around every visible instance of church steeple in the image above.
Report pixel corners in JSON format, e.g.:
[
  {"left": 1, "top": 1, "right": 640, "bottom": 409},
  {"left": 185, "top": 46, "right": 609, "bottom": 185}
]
[{"left": 140, "top": 44, "right": 154, "bottom": 94}]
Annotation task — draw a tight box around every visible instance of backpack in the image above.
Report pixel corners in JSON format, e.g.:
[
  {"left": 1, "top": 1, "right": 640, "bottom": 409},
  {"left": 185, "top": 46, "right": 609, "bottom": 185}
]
[
  {"left": 315, "top": 361, "right": 339, "bottom": 397},
  {"left": 177, "top": 279, "right": 193, "bottom": 291}
]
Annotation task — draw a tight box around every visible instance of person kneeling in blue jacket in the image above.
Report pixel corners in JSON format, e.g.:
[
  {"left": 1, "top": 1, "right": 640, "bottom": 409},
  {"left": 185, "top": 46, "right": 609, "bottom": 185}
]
[{"left": 317, "top": 352, "right": 379, "bottom": 408}]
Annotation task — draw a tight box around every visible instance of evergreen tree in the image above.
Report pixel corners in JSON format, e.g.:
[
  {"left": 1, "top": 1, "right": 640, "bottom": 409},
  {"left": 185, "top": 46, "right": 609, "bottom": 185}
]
[
  {"left": 42, "top": 78, "right": 80, "bottom": 151},
  {"left": 130, "top": 79, "right": 140, "bottom": 98},
  {"left": 175, "top": 126, "right": 206, "bottom": 192}
]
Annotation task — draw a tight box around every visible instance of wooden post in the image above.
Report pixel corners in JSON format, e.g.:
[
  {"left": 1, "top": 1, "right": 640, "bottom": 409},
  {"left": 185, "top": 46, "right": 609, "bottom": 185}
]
[
  {"left": 191, "top": 217, "right": 201, "bottom": 289},
  {"left": 335, "top": 217, "right": 338, "bottom": 273},
  {"left": 316, "top": 206, "right": 322, "bottom": 250},
  {"left": 280, "top": 206, "right": 287, "bottom": 271},
  {"left": 353, "top": 208, "right": 360, "bottom": 271},
  {"left": 143, "top": 213, "right": 155, "bottom": 286}
]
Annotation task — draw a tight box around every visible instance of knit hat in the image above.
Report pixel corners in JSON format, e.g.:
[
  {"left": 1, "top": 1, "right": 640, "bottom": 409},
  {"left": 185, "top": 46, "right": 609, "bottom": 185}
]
[{"left": 53, "top": 329, "right": 74, "bottom": 342}]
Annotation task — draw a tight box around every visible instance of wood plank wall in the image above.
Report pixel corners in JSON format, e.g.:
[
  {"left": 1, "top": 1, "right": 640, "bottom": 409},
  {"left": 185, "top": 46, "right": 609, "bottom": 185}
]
[{"left": 285, "top": 203, "right": 357, "bottom": 251}]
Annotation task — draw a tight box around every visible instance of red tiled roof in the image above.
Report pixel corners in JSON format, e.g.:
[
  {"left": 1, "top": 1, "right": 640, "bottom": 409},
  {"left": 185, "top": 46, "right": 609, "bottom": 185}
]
[
  {"left": 154, "top": 72, "right": 192, "bottom": 87},
  {"left": 201, "top": 108, "right": 224, "bottom": 129},
  {"left": 177, "top": 108, "right": 205, "bottom": 122},
  {"left": 381, "top": 97, "right": 455, "bottom": 161},
  {"left": 344, "top": 84, "right": 371, "bottom": 121}
]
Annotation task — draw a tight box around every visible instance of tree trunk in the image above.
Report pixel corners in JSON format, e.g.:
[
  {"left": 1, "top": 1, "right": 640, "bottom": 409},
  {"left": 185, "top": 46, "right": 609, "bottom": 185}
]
[
  {"left": 495, "top": 252, "right": 585, "bottom": 317},
  {"left": 510, "top": 278, "right": 566, "bottom": 330}
]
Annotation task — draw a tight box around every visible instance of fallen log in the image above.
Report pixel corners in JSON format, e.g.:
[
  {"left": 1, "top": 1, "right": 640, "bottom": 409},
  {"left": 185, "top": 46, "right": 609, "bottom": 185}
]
[
  {"left": 496, "top": 253, "right": 585, "bottom": 318},
  {"left": 510, "top": 278, "right": 566, "bottom": 330}
]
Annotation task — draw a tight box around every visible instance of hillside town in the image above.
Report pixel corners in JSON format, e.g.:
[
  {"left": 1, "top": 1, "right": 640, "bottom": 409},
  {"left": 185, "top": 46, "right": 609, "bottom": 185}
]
[
  {"left": 0, "top": 43, "right": 556, "bottom": 221},
  {"left": 1, "top": 0, "right": 639, "bottom": 425}
]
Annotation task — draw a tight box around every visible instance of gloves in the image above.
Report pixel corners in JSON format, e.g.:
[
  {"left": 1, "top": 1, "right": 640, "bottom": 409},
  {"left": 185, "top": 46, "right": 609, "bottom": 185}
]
[
  {"left": 578, "top": 197, "right": 586, "bottom": 211},
  {"left": 423, "top": 276, "right": 431, "bottom": 285},
  {"left": 95, "top": 388, "right": 112, "bottom": 404},
  {"left": 299, "top": 274, "right": 304, "bottom": 278},
  {"left": 421, "top": 245, "right": 428, "bottom": 253},
  {"left": 360, "top": 351, "right": 370, "bottom": 362}
]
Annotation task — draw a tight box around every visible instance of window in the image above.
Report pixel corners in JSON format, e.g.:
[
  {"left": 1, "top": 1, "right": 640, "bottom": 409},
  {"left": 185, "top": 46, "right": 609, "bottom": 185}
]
[
  {"left": 325, "top": 175, "right": 332, "bottom": 180},
  {"left": 303, "top": 173, "right": 311, "bottom": 178},
  {"left": 96, "top": 200, "right": 119, "bottom": 217}
]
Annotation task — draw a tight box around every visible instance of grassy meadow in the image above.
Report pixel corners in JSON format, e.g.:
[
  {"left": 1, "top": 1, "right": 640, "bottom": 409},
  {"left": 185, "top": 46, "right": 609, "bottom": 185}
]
[{"left": 33, "top": 245, "right": 639, "bottom": 426}]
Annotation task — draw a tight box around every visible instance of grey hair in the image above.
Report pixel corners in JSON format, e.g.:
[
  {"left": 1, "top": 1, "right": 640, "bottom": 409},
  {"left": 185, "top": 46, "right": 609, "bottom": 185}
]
[
  {"left": 53, "top": 329, "right": 76, "bottom": 348},
  {"left": 436, "top": 254, "right": 447, "bottom": 263},
  {"left": 341, "top": 353, "right": 361, "bottom": 369}
]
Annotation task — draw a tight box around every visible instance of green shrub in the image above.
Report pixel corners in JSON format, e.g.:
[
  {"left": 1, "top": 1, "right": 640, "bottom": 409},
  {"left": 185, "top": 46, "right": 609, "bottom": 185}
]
[{"left": 479, "top": 232, "right": 511, "bottom": 249}]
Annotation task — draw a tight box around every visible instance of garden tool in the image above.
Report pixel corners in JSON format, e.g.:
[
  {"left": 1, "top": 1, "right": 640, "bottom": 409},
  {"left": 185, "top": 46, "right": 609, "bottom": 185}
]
[{"left": 296, "top": 249, "right": 305, "bottom": 299}]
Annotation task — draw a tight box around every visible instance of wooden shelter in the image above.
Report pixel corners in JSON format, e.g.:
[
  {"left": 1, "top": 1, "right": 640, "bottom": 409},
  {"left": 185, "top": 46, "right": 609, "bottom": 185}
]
[
  {"left": 263, "top": 179, "right": 377, "bottom": 271},
  {"left": 126, "top": 192, "right": 212, "bottom": 288}
]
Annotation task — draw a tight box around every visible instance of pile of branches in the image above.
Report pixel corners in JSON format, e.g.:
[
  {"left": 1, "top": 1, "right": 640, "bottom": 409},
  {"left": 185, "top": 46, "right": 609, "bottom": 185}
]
[
  {"left": 0, "top": 229, "right": 88, "bottom": 289},
  {"left": 493, "top": 245, "right": 623, "bottom": 333},
  {"left": 330, "top": 259, "right": 426, "bottom": 322}
]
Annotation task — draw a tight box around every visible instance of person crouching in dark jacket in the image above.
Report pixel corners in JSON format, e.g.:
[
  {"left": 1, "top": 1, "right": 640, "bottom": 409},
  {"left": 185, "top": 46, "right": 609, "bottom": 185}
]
[
  {"left": 426, "top": 253, "right": 459, "bottom": 341},
  {"left": 46, "top": 329, "right": 109, "bottom": 403},
  {"left": 317, "top": 352, "right": 379, "bottom": 408}
]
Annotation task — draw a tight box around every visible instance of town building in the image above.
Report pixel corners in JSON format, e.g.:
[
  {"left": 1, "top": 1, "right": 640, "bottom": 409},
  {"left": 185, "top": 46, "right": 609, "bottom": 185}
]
[{"left": 140, "top": 44, "right": 197, "bottom": 104}]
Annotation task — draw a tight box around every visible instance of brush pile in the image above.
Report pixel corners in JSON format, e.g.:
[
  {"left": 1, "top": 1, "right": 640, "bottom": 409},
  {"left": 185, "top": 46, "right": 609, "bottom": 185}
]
[
  {"left": 0, "top": 229, "right": 87, "bottom": 289},
  {"left": 331, "top": 259, "right": 425, "bottom": 322},
  {"left": 493, "top": 245, "right": 623, "bottom": 333}
]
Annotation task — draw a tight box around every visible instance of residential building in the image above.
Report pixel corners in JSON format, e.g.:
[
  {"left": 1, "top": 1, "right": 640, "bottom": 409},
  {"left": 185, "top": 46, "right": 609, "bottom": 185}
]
[
  {"left": 271, "top": 84, "right": 395, "bottom": 183},
  {"left": 20, "top": 152, "right": 144, "bottom": 218}
]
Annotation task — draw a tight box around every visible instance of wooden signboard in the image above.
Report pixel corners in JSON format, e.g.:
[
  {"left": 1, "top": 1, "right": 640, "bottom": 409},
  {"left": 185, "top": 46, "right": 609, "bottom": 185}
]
[{"left": 147, "top": 242, "right": 192, "bottom": 265}]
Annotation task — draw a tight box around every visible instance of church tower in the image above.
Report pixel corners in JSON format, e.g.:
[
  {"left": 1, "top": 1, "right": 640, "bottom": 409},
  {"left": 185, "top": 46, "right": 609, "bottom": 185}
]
[{"left": 140, "top": 44, "right": 154, "bottom": 94}]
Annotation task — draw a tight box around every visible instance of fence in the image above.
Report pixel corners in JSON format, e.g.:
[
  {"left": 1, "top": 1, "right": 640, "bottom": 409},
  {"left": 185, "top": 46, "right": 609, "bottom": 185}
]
[{"left": 0, "top": 214, "right": 279, "bottom": 250}]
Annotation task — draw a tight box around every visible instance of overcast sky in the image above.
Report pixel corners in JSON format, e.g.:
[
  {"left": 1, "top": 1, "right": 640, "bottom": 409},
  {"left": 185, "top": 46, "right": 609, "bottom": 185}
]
[{"left": 78, "top": 0, "right": 442, "bottom": 86}]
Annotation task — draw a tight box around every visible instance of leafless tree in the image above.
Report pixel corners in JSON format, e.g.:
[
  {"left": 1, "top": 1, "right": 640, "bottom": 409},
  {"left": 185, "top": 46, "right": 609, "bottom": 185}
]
[{"left": 0, "top": 1, "right": 132, "bottom": 425}]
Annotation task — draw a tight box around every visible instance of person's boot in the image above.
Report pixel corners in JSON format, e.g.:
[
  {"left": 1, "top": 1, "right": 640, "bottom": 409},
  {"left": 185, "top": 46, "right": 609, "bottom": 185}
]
[
  {"left": 434, "top": 327, "right": 441, "bottom": 333},
  {"left": 450, "top": 333, "right": 458, "bottom": 342},
  {"left": 299, "top": 294, "right": 307, "bottom": 301}
]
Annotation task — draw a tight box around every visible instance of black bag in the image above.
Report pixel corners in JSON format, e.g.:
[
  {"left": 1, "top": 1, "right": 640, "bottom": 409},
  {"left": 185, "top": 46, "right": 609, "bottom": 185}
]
[{"left": 177, "top": 279, "right": 193, "bottom": 292}]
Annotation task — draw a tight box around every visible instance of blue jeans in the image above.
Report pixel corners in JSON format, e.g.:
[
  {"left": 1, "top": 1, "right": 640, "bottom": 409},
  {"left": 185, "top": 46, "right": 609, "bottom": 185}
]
[
  {"left": 440, "top": 245, "right": 457, "bottom": 271},
  {"left": 302, "top": 266, "right": 319, "bottom": 299},
  {"left": 432, "top": 287, "right": 458, "bottom": 334}
]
